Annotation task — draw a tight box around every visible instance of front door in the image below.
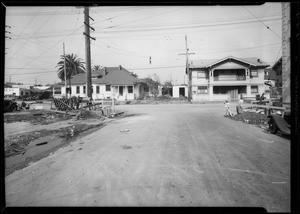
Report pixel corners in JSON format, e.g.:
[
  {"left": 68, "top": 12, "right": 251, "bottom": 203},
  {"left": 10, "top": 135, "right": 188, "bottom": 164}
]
[
  {"left": 119, "top": 86, "right": 124, "bottom": 96},
  {"left": 228, "top": 89, "right": 238, "bottom": 102}
]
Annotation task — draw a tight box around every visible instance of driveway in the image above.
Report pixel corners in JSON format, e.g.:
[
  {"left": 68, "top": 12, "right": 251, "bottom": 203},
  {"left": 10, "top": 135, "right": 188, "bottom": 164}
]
[{"left": 5, "top": 104, "right": 290, "bottom": 211}]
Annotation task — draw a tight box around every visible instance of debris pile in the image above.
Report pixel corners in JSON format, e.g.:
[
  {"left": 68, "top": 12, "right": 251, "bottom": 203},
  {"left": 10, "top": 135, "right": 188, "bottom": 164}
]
[
  {"left": 229, "top": 111, "right": 269, "bottom": 125},
  {"left": 75, "top": 109, "right": 102, "bottom": 120},
  {"left": 4, "top": 110, "right": 73, "bottom": 124}
]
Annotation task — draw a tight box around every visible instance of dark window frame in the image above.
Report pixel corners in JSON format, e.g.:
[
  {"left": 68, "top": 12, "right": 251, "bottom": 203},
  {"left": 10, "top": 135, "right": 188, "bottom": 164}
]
[
  {"left": 250, "top": 70, "right": 258, "bottom": 78},
  {"left": 106, "top": 85, "right": 111, "bottom": 91},
  {"left": 128, "top": 86, "right": 133, "bottom": 93},
  {"left": 251, "top": 85, "right": 258, "bottom": 93},
  {"left": 76, "top": 86, "right": 80, "bottom": 94},
  {"left": 83, "top": 86, "right": 86, "bottom": 94},
  {"left": 197, "top": 86, "right": 208, "bottom": 94},
  {"left": 96, "top": 86, "right": 100, "bottom": 94}
]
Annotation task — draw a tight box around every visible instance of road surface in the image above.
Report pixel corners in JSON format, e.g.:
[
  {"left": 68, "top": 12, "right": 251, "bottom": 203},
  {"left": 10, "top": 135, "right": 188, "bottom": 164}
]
[{"left": 5, "top": 104, "right": 290, "bottom": 211}]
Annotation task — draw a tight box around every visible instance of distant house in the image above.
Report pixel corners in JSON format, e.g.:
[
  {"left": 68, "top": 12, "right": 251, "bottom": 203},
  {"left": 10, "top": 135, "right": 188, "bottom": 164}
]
[
  {"left": 54, "top": 66, "right": 145, "bottom": 101},
  {"left": 189, "top": 56, "right": 270, "bottom": 101},
  {"left": 4, "top": 82, "right": 31, "bottom": 97},
  {"left": 272, "top": 57, "right": 282, "bottom": 88}
]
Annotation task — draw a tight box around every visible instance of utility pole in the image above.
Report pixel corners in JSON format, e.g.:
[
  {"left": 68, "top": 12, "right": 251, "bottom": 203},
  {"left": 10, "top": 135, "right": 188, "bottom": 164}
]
[
  {"left": 83, "top": 6, "right": 95, "bottom": 99},
  {"left": 63, "top": 42, "right": 67, "bottom": 98},
  {"left": 179, "top": 34, "right": 195, "bottom": 102}
]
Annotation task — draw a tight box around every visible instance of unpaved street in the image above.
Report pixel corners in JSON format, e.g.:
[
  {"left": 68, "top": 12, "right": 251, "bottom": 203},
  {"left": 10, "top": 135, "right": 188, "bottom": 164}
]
[{"left": 5, "top": 104, "right": 290, "bottom": 211}]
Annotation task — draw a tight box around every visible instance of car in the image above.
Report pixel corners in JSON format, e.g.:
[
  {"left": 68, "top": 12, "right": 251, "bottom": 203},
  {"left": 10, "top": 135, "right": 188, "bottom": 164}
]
[
  {"left": 267, "top": 110, "right": 291, "bottom": 135},
  {"left": 4, "top": 98, "right": 18, "bottom": 112}
]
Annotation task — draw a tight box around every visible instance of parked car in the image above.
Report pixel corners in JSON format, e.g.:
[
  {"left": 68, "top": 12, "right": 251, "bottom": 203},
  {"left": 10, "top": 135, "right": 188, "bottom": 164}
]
[{"left": 4, "top": 98, "right": 18, "bottom": 112}]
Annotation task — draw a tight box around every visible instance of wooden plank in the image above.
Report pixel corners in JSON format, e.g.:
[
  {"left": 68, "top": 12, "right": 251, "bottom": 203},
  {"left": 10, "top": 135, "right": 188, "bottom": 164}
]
[{"left": 240, "top": 103, "right": 286, "bottom": 111}]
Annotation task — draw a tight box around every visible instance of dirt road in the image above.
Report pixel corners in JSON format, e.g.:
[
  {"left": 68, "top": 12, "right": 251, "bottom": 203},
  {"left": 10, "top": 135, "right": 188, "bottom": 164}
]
[{"left": 5, "top": 104, "right": 290, "bottom": 211}]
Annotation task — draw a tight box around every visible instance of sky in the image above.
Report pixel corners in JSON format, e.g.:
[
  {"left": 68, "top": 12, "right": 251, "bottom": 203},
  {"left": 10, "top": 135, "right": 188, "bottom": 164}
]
[{"left": 4, "top": 3, "right": 283, "bottom": 85}]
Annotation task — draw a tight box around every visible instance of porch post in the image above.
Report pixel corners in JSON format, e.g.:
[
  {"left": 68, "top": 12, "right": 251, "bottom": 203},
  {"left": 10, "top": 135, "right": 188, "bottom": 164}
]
[
  {"left": 209, "top": 85, "right": 213, "bottom": 101},
  {"left": 246, "top": 84, "right": 251, "bottom": 97}
]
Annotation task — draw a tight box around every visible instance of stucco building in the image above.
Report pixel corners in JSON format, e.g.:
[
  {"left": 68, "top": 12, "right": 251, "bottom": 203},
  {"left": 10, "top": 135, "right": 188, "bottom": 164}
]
[{"left": 189, "top": 56, "right": 270, "bottom": 101}]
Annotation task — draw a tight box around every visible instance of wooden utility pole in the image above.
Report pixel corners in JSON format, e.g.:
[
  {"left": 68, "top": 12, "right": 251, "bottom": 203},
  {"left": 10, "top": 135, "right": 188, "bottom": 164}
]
[
  {"left": 84, "top": 6, "right": 92, "bottom": 98},
  {"left": 63, "top": 42, "right": 67, "bottom": 98},
  {"left": 82, "top": 6, "right": 96, "bottom": 99},
  {"left": 179, "top": 35, "right": 195, "bottom": 102}
]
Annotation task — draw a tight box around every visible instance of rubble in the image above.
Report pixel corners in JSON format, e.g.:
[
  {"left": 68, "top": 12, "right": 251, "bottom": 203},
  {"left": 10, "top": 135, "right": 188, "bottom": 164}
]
[{"left": 228, "top": 111, "right": 269, "bottom": 125}]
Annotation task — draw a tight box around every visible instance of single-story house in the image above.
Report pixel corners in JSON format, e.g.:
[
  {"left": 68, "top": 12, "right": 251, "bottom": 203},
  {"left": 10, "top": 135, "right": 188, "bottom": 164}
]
[
  {"left": 189, "top": 56, "right": 270, "bottom": 101},
  {"left": 54, "top": 65, "right": 145, "bottom": 101}
]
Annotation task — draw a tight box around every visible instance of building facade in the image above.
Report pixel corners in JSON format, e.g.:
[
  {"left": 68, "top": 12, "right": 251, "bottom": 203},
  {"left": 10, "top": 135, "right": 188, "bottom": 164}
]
[
  {"left": 54, "top": 66, "right": 145, "bottom": 101},
  {"left": 189, "top": 56, "right": 270, "bottom": 101}
]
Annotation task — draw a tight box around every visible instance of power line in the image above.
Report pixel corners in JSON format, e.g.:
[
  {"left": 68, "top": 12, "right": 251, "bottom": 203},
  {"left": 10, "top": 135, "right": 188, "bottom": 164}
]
[
  {"left": 98, "top": 7, "right": 187, "bottom": 30},
  {"left": 9, "top": 24, "right": 84, "bottom": 77},
  {"left": 91, "top": 8, "right": 144, "bottom": 25},
  {"left": 242, "top": 6, "right": 282, "bottom": 40},
  {"left": 6, "top": 7, "right": 43, "bottom": 52},
  {"left": 6, "top": 7, "right": 60, "bottom": 64},
  {"left": 8, "top": 16, "right": 281, "bottom": 40}
]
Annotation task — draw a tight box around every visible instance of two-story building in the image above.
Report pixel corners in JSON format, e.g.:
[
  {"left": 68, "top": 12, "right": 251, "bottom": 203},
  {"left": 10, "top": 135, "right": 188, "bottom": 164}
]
[
  {"left": 189, "top": 56, "right": 270, "bottom": 101},
  {"left": 54, "top": 66, "right": 145, "bottom": 101}
]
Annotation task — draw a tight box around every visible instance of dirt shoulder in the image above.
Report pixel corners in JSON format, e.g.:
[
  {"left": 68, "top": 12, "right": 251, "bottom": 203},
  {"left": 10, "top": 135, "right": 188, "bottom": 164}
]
[{"left": 4, "top": 109, "right": 109, "bottom": 176}]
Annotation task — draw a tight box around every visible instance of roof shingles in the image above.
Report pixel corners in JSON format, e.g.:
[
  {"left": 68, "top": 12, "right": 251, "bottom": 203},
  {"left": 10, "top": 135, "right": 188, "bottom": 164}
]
[{"left": 59, "top": 67, "right": 139, "bottom": 86}]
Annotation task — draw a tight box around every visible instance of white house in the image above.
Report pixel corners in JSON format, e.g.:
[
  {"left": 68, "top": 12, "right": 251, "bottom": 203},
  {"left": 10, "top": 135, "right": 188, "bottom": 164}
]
[
  {"left": 4, "top": 82, "right": 31, "bottom": 97},
  {"left": 189, "top": 56, "right": 270, "bottom": 101},
  {"left": 54, "top": 66, "right": 145, "bottom": 101}
]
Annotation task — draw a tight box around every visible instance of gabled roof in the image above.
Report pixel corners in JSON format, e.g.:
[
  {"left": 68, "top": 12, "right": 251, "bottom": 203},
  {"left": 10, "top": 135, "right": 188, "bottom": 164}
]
[
  {"left": 4, "top": 83, "right": 12, "bottom": 88},
  {"left": 58, "top": 67, "right": 139, "bottom": 86},
  {"left": 272, "top": 57, "right": 282, "bottom": 70},
  {"left": 93, "top": 67, "right": 139, "bottom": 85},
  {"left": 190, "top": 56, "right": 269, "bottom": 69}
]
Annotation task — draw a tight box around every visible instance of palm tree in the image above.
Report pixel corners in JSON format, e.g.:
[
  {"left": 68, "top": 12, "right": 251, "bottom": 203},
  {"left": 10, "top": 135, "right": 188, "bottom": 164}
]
[
  {"left": 92, "top": 65, "right": 101, "bottom": 70},
  {"left": 56, "top": 54, "right": 86, "bottom": 88}
]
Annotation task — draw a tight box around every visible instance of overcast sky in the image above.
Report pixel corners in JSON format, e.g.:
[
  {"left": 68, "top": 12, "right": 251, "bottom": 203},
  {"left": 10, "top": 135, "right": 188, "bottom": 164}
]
[{"left": 5, "top": 3, "right": 283, "bottom": 85}]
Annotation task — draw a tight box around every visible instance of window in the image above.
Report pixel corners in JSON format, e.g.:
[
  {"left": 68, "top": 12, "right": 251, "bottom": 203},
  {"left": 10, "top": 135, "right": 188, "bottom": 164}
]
[
  {"left": 197, "top": 86, "right": 208, "bottom": 94},
  {"left": 128, "top": 86, "right": 133, "bottom": 93},
  {"left": 96, "top": 86, "right": 100, "bottom": 94},
  {"left": 21, "top": 91, "right": 23, "bottom": 95},
  {"left": 250, "top": 70, "right": 258, "bottom": 77},
  {"left": 251, "top": 86, "right": 258, "bottom": 93},
  {"left": 91, "top": 86, "right": 93, "bottom": 93},
  {"left": 197, "top": 71, "right": 207, "bottom": 79},
  {"left": 106, "top": 85, "right": 111, "bottom": 91},
  {"left": 83, "top": 86, "right": 86, "bottom": 94},
  {"left": 76, "top": 86, "right": 80, "bottom": 94}
]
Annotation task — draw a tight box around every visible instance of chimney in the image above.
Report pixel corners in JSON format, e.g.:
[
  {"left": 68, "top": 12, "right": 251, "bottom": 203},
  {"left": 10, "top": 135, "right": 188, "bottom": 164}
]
[
  {"left": 103, "top": 67, "right": 107, "bottom": 76},
  {"left": 257, "top": 58, "right": 261, "bottom": 63},
  {"left": 119, "top": 65, "right": 122, "bottom": 70}
]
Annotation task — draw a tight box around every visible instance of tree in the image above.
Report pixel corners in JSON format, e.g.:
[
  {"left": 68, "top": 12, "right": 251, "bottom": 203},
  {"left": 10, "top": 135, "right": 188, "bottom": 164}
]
[
  {"left": 162, "top": 80, "right": 173, "bottom": 96},
  {"left": 130, "top": 72, "right": 138, "bottom": 77},
  {"left": 92, "top": 65, "right": 101, "bottom": 70},
  {"left": 145, "top": 74, "right": 161, "bottom": 97},
  {"left": 56, "top": 53, "right": 86, "bottom": 90}
]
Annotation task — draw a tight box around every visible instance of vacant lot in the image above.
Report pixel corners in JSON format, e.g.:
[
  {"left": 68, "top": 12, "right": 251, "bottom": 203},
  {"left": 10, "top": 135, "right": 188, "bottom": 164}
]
[{"left": 5, "top": 104, "right": 290, "bottom": 212}]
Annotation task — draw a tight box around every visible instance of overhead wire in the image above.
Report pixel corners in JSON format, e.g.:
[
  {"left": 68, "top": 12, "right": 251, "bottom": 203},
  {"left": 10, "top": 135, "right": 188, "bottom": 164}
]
[
  {"left": 242, "top": 6, "right": 282, "bottom": 40},
  {"left": 6, "top": 7, "right": 43, "bottom": 53},
  {"left": 6, "top": 7, "right": 61, "bottom": 64},
  {"left": 9, "top": 24, "right": 84, "bottom": 77}
]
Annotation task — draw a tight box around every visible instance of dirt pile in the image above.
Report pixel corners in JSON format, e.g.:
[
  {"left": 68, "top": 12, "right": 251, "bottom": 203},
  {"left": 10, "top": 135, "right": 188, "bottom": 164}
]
[{"left": 228, "top": 111, "right": 269, "bottom": 125}]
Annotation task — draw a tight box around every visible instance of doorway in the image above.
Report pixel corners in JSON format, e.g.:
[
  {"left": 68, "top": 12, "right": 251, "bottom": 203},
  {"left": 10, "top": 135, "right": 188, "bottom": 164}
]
[
  {"left": 179, "top": 87, "right": 185, "bottom": 97},
  {"left": 119, "top": 86, "right": 124, "bottom": 96}
]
